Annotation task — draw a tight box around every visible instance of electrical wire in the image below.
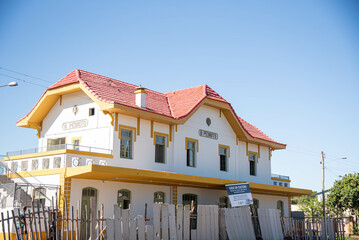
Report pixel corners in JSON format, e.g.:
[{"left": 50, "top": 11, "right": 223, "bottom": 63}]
[
  {"left": 0, "top": 73, "right": 47, "bottom": 88},
  {"left": 0, "top": 67, "right": 52, "bottom": 83}
]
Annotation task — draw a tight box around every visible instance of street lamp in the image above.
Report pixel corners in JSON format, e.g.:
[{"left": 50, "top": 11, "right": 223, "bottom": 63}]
[{"left": 0, "top": 81, "right": 18, "bottom": 88}]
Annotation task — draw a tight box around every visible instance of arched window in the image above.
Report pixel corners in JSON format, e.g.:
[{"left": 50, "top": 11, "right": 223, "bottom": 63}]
[
  {"left": 219, "top": 196, "right": 229, "bottom": 208},
  {"left": 118, "top": 189, "right": 131, "bottom": 209},
  {"left": 183, "top": 194, "right": 198, "bottom": 229},
  {"left": 277, "top": 200, "right": 284, "bottom": 217},
  {"left": 33, "top": 187, "right": 46, "bottom": 206},
  {"left": 154, "top": 191, "right": 165, "bottom": 204}
]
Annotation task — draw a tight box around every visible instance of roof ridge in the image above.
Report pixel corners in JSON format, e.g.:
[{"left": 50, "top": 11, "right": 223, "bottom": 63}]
[
  {"left": 76, "top": 69, "right": 167, "bottom": 96},
  {"left": 165, "top": 84, "right": 206, "bottom": 94}
]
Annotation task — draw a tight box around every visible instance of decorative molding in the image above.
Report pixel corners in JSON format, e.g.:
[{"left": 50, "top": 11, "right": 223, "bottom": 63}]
[
  {"left": 218, "top": 144, "right": 230, "bottom": 158},
  {"left": 185, "top": 137, "right": 199, "bottom": 152},
  {"left": 169, "top": 125, "right": 172, "bottom": 142},
  {"left": 151, "top": 120, "right": 154, "bottom": 138},
  {"left": 137, "top": 117, "right": 140, "bottom": 136},
  {"left": 54, "top": 157, "right": 61, "bottom": 168},
  {"left": 153, "top": 132, "right": 169, "bottom": 148},
  {"left": 103, "top": 111, "right": 114, "bottom": 126},
  {"left": 118, "top": 124, "right": 137, "bottom": 142},
  {"left": 115, "top": 113, "right": 119, "bottom": 131},
  {"left": 42, "top": 158, "right": 50, "bottom": 169}
]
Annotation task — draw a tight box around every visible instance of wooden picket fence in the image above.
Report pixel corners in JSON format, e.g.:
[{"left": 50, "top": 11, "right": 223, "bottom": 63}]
[{"left": 0, "top": 197, "right": 347, "bottom": 240}]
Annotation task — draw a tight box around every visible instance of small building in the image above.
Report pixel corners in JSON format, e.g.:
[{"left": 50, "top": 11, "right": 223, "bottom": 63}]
[{"left": 1, "top": 69, "right": 311, "bottom": 220}]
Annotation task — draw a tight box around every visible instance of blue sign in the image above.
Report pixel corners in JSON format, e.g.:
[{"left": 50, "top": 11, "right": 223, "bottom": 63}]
[{"left": 225, "top": 183, "right": 253, "bottom": 207}]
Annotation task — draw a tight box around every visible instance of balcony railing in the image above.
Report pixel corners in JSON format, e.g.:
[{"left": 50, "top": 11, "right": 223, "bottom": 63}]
[
  {"left": 6, "top": 144, "right": 112, "bottom": 157},
  {"left": 271, "top": 174, "right": 290, "bottom": 180}
]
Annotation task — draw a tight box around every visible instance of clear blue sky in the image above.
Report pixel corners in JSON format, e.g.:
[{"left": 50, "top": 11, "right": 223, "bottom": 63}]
[{"left": 0, "top": 0, "right": 358, "bottom": 192}]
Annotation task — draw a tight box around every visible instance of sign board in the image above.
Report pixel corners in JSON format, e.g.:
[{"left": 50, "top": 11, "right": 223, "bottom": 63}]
[
  {"left": 225, "top": 183, "right": 253, "bottom": 207},
  {"left": 62, "top": 119, "right": 88, "bottom": 131},
  {"left": 198, "top": 129, "right": 218, "bottom": 140}
]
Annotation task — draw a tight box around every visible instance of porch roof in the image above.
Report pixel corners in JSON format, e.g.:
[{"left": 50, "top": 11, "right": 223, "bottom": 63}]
[{"left": 66, "top": 165, "right": 311, "bottom": 197}]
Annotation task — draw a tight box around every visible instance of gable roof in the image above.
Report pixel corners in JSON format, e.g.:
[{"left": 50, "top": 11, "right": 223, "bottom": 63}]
[{"left": 18, "top": 69, "right": 285, "bottom": 148}]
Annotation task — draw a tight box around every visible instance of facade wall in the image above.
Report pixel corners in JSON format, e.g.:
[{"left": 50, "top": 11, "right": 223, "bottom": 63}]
[
  {"left": 39, "top": 91, "right": 274, "bottom": 184},
  {"left": 41, "top": 91, "right": 113, "bottom": 151},
  {"left": 252, "top": 194, "right": 289, "bottom": 217}
]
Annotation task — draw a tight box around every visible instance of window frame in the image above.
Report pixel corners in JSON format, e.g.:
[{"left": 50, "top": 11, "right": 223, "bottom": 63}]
[
  {"left": 218, "top": 144, "right": 230, "bottom": 172},
  {"left": 186, "top": 138, "right": 198, "bottom": 168},
  {"left": 89, "top": 107, "right": 95, "bottom": 116},
  {"left": 71, "top": 137, "right": 81, "bottom": 151},
  {"left": 47, "top": 137, "right": 66, "bottom": 151},
  {"left": 277, "top": 200, "right": 284, "bottom": 217},
  {"left": 153, "top": 132, "right": 169, "bottom": 164},
  {"left": 33, "top": 187, "right": 46, "bottom": 206},
  {"left": 154, "top": 191, "right": 165, "bottom": 204},
  {"left": 117, "top": 189, "right": 131, "bottom": 209},
  {"left": 248, "top": 152, "right": 257, "bottom": 176},
  {"left": 118, "top": 125, "right": 137, "bottom": 159}
]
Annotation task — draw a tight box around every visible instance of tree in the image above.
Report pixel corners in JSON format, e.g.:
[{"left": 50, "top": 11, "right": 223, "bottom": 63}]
[
  {"left": 327, "top": 173, "right": 359, "bottom": 214},
  {"left": 327, "top": 173, "right": 359, "bottom": 234},
  {"left": 294, "top": 192, "right": 323, "bottom": 217}
]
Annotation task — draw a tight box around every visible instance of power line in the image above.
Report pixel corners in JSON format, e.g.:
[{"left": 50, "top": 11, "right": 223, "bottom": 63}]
[
  {"left": 0, "top": 67, "right": 52, "bottom": 83},
  {"left": 0, "top": 73, "right": 47, "bottom": 88}
]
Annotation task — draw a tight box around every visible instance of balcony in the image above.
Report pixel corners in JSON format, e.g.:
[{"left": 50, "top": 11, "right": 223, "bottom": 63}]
[
  {"left": 6, "top": 144, "right": 112, "bottom": 157},
  {"left": 1, "top": 144, "right": 113, "bottom": 174},
  {"left": 271, "top": 174, "right": 290, "bottom": 180}
]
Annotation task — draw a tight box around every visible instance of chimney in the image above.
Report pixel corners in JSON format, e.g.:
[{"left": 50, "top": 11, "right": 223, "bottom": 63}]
[{"left": 134, "top": 86, "right": 147, "bottom": 108}]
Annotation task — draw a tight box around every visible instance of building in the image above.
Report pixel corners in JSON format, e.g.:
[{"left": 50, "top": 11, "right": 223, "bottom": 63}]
[{"left": 1, "top": 69, "right": 311, "bottom": 220}]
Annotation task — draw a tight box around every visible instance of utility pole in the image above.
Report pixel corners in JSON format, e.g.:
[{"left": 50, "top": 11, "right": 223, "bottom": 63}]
[{"left": 321, "top": 151, "right": 327, "bottom": 239}]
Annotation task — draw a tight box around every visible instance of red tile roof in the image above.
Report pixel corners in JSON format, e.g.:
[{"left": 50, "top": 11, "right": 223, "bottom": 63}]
[{"left": 23, "top": 69, "right": 285, "bottom": 146}]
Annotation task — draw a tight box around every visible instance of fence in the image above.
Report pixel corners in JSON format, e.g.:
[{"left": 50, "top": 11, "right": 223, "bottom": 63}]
[{"left": 0, "top": 197, "right": 347, "bottom": 240}]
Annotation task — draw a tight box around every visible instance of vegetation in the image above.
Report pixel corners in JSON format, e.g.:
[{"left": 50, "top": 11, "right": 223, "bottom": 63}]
[
  {"left": 292, "top": 192, "right": 323, "bottom": 217},
  {"left": 327, "top": 173, "right": 359, "bottom": 234}
]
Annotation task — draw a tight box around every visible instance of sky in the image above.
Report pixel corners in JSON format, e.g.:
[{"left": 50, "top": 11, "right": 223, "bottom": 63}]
[{"left": 0, "top": 0, "right": 358, "bottom": 192}]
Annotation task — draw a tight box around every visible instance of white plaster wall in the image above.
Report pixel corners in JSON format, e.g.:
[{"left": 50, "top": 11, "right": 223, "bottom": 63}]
[
  {"left": 41, "top": 91, "right": 113, "bottom": 151},
  {"left": 177, "top": 186, "right": 228, "bottom": 206},
  {"left": 70, "top": 179, "right": 171, "bottom": 219},
  {"left": 252, "top": 194, "right": 289, "bottom": 217},
  {"left": 173, "top": 105, "right": 237, "bottom": 180}
]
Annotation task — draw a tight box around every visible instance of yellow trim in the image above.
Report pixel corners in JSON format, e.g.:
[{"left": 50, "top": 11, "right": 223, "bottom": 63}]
[
  {"left": 269, "top": 147, "right": 272, "bottom": 160},
  {"left": 175, "top": 124, "right": 178, "bottom": 132},
  {"left": 172, "top": 185, "right": 178, "bottom": 205},
  {"left": 246, "top": 142, "right": 249, "bottom": 156},
  {"left": 185, "top": 137, "right": 199, "bottom": 152},
  {"left": 153, "top": 132, "right": 169, "bottom": 148},
  {"left": 4, "top": 149, "right": 113, "bottom": 161},
  {"left": 169, "top": 125, "right": 172, "bottom": 142},
  {"left": 64, "top": 165, "right": 312, "bottom": 196},
  {"left": 118, "top": 124, "right": 137, "bottom": 142},
  {"left": 218, "top": 144, "right": 230, "bottom": 158},
  {"left": 71, "top": 137, "right": 81, "bottom": 144},
  {"left": 137, "top": 117, "right": 140, "bottom": 136},
  {"left": 134, "top": 89, "right": 148, "bottom": 94},
  {"left": 236, "top": 136, "right": 239, "bottom": 145},
  {"left": 115, "top": 113, "right": 118, "bottom": 131},
  {"left": 248, "top": 151, "right": 258, "bottom": 163},
  {"left": 59, "top": 95, "right": 62, "bottom": 106},
  {"left": 8, "top": 168, "right": 65, "bottom": 178},
  {"left": 271, "top": 177, "right": 291, "bottom": 183},
  {"left": 258, "top": 145, "right": 261, "bottom": 159},
  {"left": 103, "top": 111, "right": 114, "bottom": 126},
  {"left": 151, "top": 120, "right": 154, "bottom": 138},
  {"left": 219, "top": 109, "right": 222, "bottom": 118},
  {"left": 36, "top": 124, "right": 42, "bottom": 138}
]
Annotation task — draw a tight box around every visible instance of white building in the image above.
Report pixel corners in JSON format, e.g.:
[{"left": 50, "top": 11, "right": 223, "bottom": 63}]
[{"left": 1, "top": 69, "right": 311, "bottom": 220}]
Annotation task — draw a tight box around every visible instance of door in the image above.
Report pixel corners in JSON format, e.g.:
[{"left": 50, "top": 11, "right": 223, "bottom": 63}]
[{"left": 80, "top": 187, "right": 97, "bottom": 239}]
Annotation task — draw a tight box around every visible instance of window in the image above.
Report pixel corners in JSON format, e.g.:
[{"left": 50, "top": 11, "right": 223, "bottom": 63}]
[
  {"left": 47, "top": 137, "right": 66, "bottom": 151},
  {"left": 120, "top": 129, "right": 133, "bottom": 159},
  {"left": 284, "top": 183, "right": 288, "bottom": 187},
  {"left": 155, "top": 135, "right": 166, "bottom": 163},
  {"left": 277, "top": 200, "right": 284, "bottom": 217},
  {"left": 89, "top": 108, "right": 95, "bottom": 116},
  {"left": 72, "top": 137, "right": 81, "bottom": 151},
  {"left": 154, "top": 191, "right": 165, "bottom": 204},
  {"left": 118, "top": 189, "right": 131, "bottom": 209},
  {"left": 186, "top": 138, "right": 198, "bottom": 167},
  {"left": 219, "top": 145, "right": 230, "bottom": 171},
  {"left": 249, "top": 153, "right": 257, "bottom": 176},
  {"left": 273, "top": 181, "right": 277, "bottom": 185},
  {"left": 183, "top": 194, "right": 198, "bottom": 229},
  {"left": 279, "top": 182, "right": 283, "bottom": 186},
  {"left": 219, "top": 196, "right": 229, "bottom": 208},
  {"left": 33, "top": 187, "right": 46, "bottom": 206}
]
